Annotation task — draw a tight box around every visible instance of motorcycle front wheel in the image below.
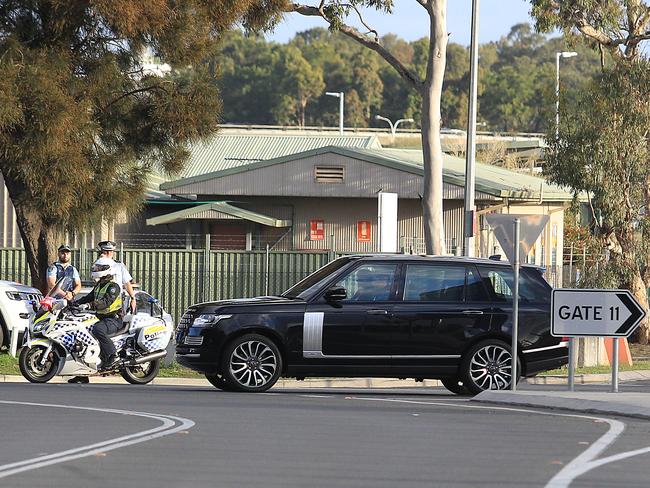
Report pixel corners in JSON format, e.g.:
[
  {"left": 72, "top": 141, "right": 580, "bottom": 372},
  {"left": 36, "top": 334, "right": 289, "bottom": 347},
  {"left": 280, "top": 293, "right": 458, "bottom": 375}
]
[
  {"left": 19, "top": 345, "right": 60, "bottom": 383},
  {"left": 120, "top": 359, "right": 160, "bottom": 385}
]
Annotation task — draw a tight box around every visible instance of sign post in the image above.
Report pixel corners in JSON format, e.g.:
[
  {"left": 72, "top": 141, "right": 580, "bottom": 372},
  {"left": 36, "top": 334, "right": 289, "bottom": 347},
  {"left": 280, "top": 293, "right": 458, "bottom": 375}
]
[
  {"left": 485, "top": 214, "right": 549, "bottom": 391},
  {"left": 551, "top": 289, "right": 646, "bottom": 392},
  {"left": 511, "top": 219, "right": 520, "bottom": 391}
]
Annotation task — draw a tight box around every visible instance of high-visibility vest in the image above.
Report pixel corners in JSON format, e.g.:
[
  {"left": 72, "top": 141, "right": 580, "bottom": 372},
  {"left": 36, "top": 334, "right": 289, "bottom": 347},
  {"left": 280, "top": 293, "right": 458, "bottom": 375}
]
[{"left": 94, "top": 281, "right": 122, "bottom": 315}]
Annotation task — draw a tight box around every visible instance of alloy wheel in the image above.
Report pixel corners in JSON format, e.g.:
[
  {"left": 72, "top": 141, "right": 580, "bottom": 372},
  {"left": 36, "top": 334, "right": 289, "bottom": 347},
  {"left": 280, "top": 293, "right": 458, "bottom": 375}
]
[
  {"left": 469, "top": 344, "right": 512, "bottom": 390},
  {"left": 229, "top": 340, "right": 278, "bottom": 388}
]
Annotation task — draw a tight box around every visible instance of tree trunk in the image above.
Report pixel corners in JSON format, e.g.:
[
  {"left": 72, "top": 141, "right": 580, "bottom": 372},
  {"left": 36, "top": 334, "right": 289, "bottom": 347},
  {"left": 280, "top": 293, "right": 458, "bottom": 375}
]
[
  {"left": 615, "top": 228, "right": 649, "bottom": 344},
  {"left": 3, "top": 175, "right": 57, "bottom": 293},
  {"left": 421, "top": 1, "right": 447, "bottom": 255}
]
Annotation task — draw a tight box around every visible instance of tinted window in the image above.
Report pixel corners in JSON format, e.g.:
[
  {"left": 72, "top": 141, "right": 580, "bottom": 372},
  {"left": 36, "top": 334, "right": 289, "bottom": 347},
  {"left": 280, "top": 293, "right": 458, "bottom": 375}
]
[
  {"left": 334, "top": 264, "right": 397, "bottom": 302},
  {"left": 403, "top": 265, "right": 466, "bottom": 302},
  {"left": 478, "top": 266, "right": 550, "bottom": 303},
  {"left": 282, "top": 257, "right": 353, "bottom": 298},
  {"left": 466, "top": 267, "right": 489, "bottom": 301}
]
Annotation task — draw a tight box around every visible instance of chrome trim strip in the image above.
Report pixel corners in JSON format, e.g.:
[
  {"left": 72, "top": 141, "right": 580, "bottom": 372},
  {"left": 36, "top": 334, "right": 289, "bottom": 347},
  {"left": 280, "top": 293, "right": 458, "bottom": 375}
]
[
  {"left": 523, "top": 343, "right": 569, "bottom": 354},
  {"left": 302, "top": 312, "right": 324, "bottom": 358},
  {"left": 175, "top": 353, "right": 201, "bottom": 358},
  {"left": 304, "top": 351, "right": 460, "bottom": 359}
]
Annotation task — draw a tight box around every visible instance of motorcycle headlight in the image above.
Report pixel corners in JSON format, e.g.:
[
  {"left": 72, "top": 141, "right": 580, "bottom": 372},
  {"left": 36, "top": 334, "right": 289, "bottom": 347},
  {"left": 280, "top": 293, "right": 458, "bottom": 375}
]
[{"left": 192, "top": 314, "right": 232, "bottom": 328}]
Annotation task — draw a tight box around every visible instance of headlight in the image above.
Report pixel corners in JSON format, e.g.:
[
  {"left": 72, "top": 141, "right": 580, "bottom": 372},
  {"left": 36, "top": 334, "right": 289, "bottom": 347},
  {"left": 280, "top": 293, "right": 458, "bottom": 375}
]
[{"left": 192, "top": 314, "right": 232, "bottom": 328}]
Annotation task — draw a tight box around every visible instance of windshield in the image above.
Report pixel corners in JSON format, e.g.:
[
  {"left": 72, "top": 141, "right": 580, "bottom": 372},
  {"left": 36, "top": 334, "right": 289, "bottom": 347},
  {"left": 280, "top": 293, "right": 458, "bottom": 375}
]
[
  {"left": 48, "top": 276, "right": 74, "bottom": 298},
  {"left": 281, "top": 257, "right": 354, "bottom": 299}
]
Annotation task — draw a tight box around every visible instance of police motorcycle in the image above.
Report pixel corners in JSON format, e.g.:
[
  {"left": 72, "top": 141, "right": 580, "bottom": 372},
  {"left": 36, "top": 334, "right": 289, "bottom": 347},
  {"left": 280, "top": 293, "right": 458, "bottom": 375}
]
[{"left": 19, "top": 276, "right": 172, "bottom": 384}]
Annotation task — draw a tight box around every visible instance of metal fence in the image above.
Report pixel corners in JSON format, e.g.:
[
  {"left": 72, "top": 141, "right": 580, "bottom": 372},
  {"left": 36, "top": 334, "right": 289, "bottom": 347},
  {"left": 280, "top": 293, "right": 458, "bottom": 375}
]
[{"left": 0, "top": 247, "right": 330, "bottom": 323}]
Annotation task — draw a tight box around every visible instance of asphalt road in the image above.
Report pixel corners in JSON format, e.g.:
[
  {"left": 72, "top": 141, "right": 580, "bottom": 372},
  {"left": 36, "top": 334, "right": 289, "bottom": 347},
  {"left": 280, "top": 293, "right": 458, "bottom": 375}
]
[{"left": 1, "top": 383, "right": 649, "bottom": 488}]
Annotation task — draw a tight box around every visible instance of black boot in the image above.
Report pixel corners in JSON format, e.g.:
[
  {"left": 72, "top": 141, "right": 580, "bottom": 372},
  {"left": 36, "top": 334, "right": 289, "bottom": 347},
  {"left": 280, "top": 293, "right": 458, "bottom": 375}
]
[
  {"left": 100, "top": 354, "right": 119, "bottom": 371},
  {"left": 68, "top": 376, "right": 90, "bottom": 384}
]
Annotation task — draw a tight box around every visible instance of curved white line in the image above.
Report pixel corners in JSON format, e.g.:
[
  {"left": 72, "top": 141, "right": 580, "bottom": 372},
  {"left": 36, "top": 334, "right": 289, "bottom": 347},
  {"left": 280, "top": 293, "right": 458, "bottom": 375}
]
[
  {"left": 0, "top": 400, "right": 195, "bottom": 479},
  {"left": 346, "top": 396, "right": 638, "bottom": 488}
]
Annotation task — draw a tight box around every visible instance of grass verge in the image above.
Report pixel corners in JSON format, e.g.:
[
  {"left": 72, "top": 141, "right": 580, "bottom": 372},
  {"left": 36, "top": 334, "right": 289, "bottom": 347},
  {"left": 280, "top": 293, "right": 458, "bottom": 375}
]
[{"left": 0, "top": 352, "right": 202, "bottom": 378}]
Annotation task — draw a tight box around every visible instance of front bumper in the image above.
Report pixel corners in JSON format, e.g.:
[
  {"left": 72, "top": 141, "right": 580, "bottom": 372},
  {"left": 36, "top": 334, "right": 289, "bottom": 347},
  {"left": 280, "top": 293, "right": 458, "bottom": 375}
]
[{"left": 175, "top": 325, "right": 229, "bottom": 374}]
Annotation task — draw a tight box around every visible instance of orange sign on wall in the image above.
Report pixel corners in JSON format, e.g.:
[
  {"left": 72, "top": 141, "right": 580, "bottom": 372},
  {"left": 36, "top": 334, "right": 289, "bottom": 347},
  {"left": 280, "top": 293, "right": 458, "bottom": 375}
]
[
  {"left": 310, "top": 220, "right": 325, "bottom": 240},
  {"left": 357, "top": 220, "right": 371, "bottom": 242}
]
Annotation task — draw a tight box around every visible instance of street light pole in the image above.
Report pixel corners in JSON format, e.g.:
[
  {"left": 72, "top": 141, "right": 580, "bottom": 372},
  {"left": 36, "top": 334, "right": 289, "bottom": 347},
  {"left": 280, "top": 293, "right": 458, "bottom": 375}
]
[
  {"left": 555, "top": 51, "right": 577, "bottom": 139},
  {"left": 326, "top": 91, "right": 344, "bottom": 135},
  {"left": 463, "top": 0, "right": 479, "bottom": 257},
  {"left": 375, "top": 115, "right": 414, "bottom": 140}
]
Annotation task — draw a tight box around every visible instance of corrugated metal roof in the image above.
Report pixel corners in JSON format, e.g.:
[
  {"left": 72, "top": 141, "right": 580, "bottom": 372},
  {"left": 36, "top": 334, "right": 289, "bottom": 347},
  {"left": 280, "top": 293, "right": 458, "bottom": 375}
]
[
  {"left": 162, "top": 145, "right": 574, "bottom": 202},
  {"left": 351, "top": 148, "right": 573, "bottom": 202},
  {"left": 179, "top": 134, "right": 380, "bottom": 178},
  {"left": 145, "top": 202, "right": 292, "bottom": 227},
  {"left": 147, "top": 134, "right": 379, "bottom": 200}
]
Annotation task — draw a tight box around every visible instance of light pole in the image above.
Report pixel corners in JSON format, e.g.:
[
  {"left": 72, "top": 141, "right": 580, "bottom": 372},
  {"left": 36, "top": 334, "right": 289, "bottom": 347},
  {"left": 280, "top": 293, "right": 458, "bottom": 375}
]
[
  {"left": 556, "top": 51, "right": 577, "bottom": 138},
  {"left": 375, "top": 115, "right": 414, "bottom": 140},
  {"left": 463, "top": 0, "right": 479, "bottom": 257},
  {"left": 326, "top": 91, "right": 344, "bottom": 135}
]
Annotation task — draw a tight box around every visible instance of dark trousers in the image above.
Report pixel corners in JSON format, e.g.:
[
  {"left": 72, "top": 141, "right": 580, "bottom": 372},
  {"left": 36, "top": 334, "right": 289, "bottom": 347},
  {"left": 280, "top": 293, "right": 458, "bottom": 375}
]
[{"left": 92, "top": 316, "right": 122, "bottom": 362}]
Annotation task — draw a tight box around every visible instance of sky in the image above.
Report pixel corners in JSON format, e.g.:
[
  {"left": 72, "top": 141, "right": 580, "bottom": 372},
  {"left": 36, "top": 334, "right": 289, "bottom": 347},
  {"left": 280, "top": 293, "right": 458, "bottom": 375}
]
[{"left": 267, "top": 1, "right": 535, "bottom": 45}]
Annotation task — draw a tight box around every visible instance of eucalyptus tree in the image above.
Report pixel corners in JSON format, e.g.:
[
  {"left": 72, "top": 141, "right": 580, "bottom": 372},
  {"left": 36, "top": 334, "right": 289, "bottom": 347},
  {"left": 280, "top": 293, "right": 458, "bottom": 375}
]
[
  {"left": 0, "top": 0, "right": 283, "bottom": 291},
  {"left": 284, "top": 1, "right": 449, "bottom": 254}
]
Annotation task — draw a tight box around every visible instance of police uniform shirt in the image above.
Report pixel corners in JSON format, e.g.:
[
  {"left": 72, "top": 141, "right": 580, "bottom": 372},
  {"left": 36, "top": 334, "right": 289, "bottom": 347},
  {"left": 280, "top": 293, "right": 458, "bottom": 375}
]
[
  {"left": 107, "top": 259, "right": 133, "bottom": 292},
  {"left": 46, "top": 262, "right": 80, "bottom": 290}
]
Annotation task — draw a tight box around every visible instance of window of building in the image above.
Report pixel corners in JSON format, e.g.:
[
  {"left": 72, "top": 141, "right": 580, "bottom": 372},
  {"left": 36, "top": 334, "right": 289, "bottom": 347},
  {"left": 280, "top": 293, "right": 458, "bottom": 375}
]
[{"left": 315, "top": 166, "right": 344, "bottom": 183}]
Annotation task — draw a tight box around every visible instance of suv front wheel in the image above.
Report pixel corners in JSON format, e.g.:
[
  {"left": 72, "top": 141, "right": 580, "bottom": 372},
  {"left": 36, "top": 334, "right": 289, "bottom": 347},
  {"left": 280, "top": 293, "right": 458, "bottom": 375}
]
[
  {"left": 221, "top": 334, "right": 282, "bottom": 392},
  {"left": 461, "top": 339, "right": 520, "bottom": 395}
]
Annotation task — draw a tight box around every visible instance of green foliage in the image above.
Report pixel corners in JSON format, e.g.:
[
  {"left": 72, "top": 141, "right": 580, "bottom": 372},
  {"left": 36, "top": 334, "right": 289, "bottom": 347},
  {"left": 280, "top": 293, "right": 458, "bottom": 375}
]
[
  {"left": 215, "top": 24, "right": 601, "bottom": 133},
  {"left": 0, "top": 1, "right": 281, "bottom": 287},
  {"left": 545, "top": 62, "right": 650, "bottom": 288}
]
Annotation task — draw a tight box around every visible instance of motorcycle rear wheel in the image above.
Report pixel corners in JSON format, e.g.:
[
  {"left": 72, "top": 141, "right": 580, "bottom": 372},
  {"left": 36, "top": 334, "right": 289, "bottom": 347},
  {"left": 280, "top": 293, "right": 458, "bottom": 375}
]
[
  {"left": 19, "top": 345, "right": 60, "bottom": 383},
  {"left": 120, "top": 359, "right": 160, "bottom": 385}
]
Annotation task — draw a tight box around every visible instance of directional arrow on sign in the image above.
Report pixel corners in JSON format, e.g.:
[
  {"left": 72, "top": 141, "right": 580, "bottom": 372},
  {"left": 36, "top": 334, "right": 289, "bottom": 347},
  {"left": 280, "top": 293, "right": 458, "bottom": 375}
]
[{"left": 551, "top": 289, "right": 647, "bottom": 337}]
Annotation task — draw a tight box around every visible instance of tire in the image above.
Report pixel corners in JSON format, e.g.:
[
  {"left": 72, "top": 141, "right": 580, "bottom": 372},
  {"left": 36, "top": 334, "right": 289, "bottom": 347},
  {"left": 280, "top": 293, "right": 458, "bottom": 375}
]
[
  {"left": 221, "top": 334, "right": 282, "bottom": 393},
  {"left": 205, "top": 372, "right": 236, "bottom": 391},
  {"left": 19, "top": 345, "right": 60, "bottom": 383},
  {"left": 120, "top": 358, "right": 160, "bottom": 385},
  {"left": 461, "top": 339, "right": 520, "bottom": 395},
  {"left": 441, "top": 377, "right": 472, "bottom": 396}
]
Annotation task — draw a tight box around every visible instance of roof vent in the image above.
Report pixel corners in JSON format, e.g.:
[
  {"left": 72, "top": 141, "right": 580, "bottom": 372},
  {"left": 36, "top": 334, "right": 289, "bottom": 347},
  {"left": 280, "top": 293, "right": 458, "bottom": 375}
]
[{"left": 315, "top": 166, "right": 345, "bottom": 183}]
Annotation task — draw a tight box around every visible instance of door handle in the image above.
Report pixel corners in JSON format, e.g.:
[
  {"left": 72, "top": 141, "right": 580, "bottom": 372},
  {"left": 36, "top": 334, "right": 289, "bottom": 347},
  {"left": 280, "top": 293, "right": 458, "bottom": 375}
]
[
  {"left": 367, "top": 309, "right": 389, "bottom": 315},
  {"left": 462, "top": 310, "right": 484, "bottom": 315}
]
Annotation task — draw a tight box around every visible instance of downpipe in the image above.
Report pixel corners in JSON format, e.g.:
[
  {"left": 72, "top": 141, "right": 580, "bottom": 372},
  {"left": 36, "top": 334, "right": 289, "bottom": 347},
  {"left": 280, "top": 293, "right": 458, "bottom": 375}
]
[{"left": 129, "top": 350, "right": 167, "bottom": 366}]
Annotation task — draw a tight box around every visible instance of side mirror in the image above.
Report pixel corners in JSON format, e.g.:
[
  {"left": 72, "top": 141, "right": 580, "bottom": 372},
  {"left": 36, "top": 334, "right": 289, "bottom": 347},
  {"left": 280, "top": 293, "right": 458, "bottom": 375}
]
[{"left": 324, "top": 287, "right": 347, "bottom": 302}]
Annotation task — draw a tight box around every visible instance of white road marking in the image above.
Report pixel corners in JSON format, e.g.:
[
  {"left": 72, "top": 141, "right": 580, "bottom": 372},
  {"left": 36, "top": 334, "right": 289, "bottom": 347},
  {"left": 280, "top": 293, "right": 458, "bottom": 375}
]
[
  {"left": 0, "top": 400, "right": 195, "bottom": 479},
  {"left": 345, "top": 396, "right": 649, "bottom": 488}
]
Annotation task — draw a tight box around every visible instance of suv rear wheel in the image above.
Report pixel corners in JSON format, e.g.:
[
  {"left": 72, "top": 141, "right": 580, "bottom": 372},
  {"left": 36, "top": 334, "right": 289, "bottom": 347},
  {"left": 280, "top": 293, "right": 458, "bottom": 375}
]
[
  {"left": 461, "top": 339, "right": 520, "bottom": 395},
  {"left": 221, "top": 334, "right": 282, "bottom": 393}
]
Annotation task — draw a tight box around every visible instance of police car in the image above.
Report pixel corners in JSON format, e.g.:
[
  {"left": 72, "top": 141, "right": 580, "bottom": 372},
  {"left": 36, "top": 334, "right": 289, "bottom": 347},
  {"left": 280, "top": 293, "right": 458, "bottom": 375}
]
[{"left": 0, "top": 280, "right": 43, "bottom": 356}]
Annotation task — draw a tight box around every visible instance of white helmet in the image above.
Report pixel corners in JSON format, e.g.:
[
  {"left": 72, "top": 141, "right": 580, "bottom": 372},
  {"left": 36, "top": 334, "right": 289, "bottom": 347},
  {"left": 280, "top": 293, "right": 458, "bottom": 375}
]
[{"left": 91, "top": 257, "right": 114, "bottom": 281}]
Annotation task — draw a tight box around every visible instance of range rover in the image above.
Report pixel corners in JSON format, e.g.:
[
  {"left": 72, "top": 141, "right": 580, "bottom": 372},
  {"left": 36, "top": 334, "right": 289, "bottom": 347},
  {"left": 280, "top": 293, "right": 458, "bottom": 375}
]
[{"left": 175, "top": 255, "right": 568, "bottom": 394}]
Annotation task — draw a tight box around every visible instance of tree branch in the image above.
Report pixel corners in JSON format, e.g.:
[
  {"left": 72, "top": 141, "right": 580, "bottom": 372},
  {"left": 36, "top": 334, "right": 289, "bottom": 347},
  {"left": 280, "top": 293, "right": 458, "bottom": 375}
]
[
  {"left": 285, "top": 3, "right": 423, "bottom": 88},
  {"left": 101, "top": 84, "right": 169, "bottom": 112}
]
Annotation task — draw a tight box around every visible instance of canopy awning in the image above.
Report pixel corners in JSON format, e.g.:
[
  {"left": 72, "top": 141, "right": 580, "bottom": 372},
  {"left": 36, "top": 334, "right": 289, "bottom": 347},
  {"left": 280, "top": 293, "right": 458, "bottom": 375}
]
[{"left": 146, "top": 202, "right": 292, "bottom": 228}]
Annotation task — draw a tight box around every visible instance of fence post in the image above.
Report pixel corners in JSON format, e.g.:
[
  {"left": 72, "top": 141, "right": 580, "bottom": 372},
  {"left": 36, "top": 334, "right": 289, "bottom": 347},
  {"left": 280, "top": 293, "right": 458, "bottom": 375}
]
[
  {"left": 265, "top": 244, "right": 270, "bottom": 296},
  {"left": 203, "top": 234, "right": 210, "bottom": 301},
  {"left": 119, "top": 242, "right": 124, "bottom": 263},
  {"left": 568, "top": 243, "right": 574, "bottom": 285}
]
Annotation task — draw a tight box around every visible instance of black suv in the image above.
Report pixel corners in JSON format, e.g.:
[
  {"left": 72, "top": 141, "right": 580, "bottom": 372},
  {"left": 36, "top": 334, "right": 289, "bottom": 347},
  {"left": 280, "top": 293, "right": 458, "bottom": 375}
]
[{"left": 175, "top": 255, "right": 567, "bottom": 394}]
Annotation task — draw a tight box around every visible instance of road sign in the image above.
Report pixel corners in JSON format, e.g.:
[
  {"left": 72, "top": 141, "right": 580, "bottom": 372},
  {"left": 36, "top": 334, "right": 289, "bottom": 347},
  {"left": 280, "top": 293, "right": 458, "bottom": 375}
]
[
  {"left": 484, "top": 214, "right": 549, "bottom": 267},
  {"left": 551, "top": 289, "right": 646, "bottom": 337}
]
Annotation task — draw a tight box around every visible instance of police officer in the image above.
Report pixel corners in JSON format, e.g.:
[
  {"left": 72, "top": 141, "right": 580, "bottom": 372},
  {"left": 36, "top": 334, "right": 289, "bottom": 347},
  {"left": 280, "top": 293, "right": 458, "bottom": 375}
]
[
  {"left": 96, "top": 240, "right": 136, "bottom": 313},
  {"left": 76, "top": 257, "right": 123, "bottom": 371},
  {"left": 46, "top": 244, "right": 81, "bottom": 300}
]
